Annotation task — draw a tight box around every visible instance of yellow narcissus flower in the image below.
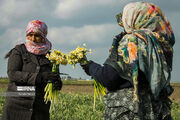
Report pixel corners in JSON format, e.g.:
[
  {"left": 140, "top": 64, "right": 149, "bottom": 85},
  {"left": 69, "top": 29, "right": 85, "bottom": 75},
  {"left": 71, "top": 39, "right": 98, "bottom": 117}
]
[
  {"left": 66, "top": 45, "right": 90, "bottom": 68},
  {"left": 46, "top": 44, "right": 105, "bottom": 111},
  {"left": 78, "top": 53, "right": 83, "bottom": 59},
  {"left": 46, "top": 49, "right": 68, "bottom": 65},
  {"left": 45, "top": 49, "right": 69, "bottom": 111}
]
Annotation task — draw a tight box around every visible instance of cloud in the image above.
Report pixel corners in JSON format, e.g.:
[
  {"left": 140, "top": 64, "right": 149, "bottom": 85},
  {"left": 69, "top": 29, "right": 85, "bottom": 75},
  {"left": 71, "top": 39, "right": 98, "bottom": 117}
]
[
  {"left": 54, "top": 0, "right": 180, "bottom": 20},
  {"left": 154, "top": 0, "right": 180, "bottom": 12},
  {"left": 0, "top": 23, "right": 121, "bottom": 54},
  {"left": 0, "top": 0, "right": 58, "bottom": 27},
  {"left": 0, "top": 28, "right": 25, "bottom": 50},
  {"left": 54, "top": 0, "right": 130, "bottom": 19},
  {"left": 0, "top": 27, "right": 25, "bottom": 77},
  {"left": 0, "top": 0, "right": 35, "bottom": 27},
  {"left": 48, "top": 23, "right": 121, "bottom": 49}
]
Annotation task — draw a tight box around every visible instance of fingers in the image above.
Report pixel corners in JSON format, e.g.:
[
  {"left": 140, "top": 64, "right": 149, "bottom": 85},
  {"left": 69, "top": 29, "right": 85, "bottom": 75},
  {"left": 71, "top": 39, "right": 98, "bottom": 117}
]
[
  {"left": 53, "top": 80, "right": 62, "bottom": 90},
  {"left": 49, "top": 72, "right": 59, "bottom": 79},
  {"left": 43, "top": 72, "right": 60, "bottom": 83}
]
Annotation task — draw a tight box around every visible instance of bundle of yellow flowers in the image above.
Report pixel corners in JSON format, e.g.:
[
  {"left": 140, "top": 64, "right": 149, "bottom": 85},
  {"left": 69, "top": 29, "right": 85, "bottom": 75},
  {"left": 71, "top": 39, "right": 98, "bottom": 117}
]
[
  {"left": 67, "top": 44, "right": 91, "bottom": 69},
  {"left": 45, "top": 50, "right": 68, "bottom": 111},
  {"left": 67, "top": 44, "right": 106, "bottom": 110},
  {"left": 45, "top": 44, "right": 106, "bottom": 111},
  {"left": 46, "top": 50, "right": 68, "bottom": 65}
]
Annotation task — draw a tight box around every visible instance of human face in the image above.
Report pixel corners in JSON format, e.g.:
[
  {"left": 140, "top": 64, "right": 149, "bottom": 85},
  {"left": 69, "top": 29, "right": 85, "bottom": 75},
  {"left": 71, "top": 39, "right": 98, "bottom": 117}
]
[{"left": 26, "top": 32, "right": 44, "bottom": 43}]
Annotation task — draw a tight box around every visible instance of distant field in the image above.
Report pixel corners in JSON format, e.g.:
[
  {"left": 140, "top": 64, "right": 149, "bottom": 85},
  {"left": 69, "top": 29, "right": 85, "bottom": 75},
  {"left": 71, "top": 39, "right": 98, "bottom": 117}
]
[
  {"left": 63, "top": 80, "right": 93, "bottom": 85},
  {"left": 0, "top": 78, "right": 180, "bottom": 119},
  {"left": 0, "top": 78, "right": 180, "bottom": 102},
  {"left": 171, "top": 83, "right": 180, "bottom": 87},
  {"left": 0, "top": 78, "right": 8, "bottom": 84},
  {"left": 1, "top": 78, "right": 179, "bottom": 86}
]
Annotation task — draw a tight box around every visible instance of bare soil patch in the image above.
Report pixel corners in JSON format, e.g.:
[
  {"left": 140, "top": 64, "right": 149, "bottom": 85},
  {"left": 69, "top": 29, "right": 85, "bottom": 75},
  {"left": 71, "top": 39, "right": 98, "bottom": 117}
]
[
  {"left": 61, "top": 85, "right": 180, "bottom": 102},
  {"left": 170, "top": 86, "right": 180, "bottom": 102},
  {"left": 0, "top": 84, "right": 180, "bottom": 102}
]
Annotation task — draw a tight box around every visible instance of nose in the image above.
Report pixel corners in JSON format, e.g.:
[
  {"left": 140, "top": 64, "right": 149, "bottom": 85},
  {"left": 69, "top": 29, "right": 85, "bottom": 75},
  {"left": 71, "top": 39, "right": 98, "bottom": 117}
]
[{"left": 32, "top": 35, "right": 35, "bottom": 41}]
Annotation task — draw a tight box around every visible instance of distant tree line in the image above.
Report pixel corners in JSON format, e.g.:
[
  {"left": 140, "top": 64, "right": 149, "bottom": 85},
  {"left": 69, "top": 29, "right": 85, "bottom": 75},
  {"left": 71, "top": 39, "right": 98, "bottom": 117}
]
[{"left": 0, "top": 77, "right": 8, "bottom": 79}]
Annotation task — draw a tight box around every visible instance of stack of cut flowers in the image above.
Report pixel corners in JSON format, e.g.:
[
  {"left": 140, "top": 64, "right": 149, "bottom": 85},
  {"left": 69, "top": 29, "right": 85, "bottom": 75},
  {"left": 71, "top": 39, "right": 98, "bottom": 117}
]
[
  {"left": 45, "top": 50, "right": 68, "bottom": 111},
  {"left": 67, "top": 44, "right": 89, "bottom": 69},
  {"left": 67, "top": 44, "right": 106, "bottom": 110},
  {"left": 45, "top": 44, "right": 106, "bottom": 111}
]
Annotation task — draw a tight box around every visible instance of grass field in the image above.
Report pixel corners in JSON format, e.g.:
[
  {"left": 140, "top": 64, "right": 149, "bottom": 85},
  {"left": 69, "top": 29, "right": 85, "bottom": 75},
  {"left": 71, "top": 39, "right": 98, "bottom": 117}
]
[{"left": 0, "top": 78, "right": 180, "bottom": 119}]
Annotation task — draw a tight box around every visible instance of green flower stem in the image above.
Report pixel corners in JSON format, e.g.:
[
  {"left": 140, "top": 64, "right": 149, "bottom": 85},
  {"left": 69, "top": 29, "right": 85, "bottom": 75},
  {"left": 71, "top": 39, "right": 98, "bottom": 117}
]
[
  {"left": 93, "top": 79, "right": 106, "bottom": 111},
  {"left": 44, "top": 63, "right": 59, "bottom": 112}
]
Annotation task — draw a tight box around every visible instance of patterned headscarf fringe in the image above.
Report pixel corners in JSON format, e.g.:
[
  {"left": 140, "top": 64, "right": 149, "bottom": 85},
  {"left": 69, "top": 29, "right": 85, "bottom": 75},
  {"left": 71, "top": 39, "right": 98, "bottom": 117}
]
[{"left": 106, "top": 2, "right": 175, "bottom": 101}]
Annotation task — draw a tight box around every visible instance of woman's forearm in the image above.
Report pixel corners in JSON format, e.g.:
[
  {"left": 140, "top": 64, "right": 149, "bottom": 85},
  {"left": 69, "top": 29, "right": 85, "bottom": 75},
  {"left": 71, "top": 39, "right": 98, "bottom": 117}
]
[
  {"left": 7, "top": 70, "right": 39, "bottom": 85},
  {"left": 88, "top": 62, "right": 128, "bottom": 91}
]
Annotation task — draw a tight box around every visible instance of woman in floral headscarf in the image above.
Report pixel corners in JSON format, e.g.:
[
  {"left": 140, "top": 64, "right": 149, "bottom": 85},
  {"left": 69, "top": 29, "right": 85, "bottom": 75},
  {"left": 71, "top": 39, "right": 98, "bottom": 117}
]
[
  {"left": 2, "top": 20, "right": 62, "bottom": 120},
  {"left": 80, "top": 2, "right": 174, "bottom": 120}
]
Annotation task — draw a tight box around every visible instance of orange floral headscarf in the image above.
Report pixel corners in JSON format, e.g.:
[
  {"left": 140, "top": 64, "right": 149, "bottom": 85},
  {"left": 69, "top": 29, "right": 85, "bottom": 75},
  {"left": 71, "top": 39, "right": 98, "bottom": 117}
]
[{"left": 105, "top": 2, "right": 175, "bottom": 101}]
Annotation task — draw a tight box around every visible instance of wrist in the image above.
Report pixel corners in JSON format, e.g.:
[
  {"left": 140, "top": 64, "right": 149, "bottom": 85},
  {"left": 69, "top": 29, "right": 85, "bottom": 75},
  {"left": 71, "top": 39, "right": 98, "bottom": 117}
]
[{"left": 80, "top": 59, "right": 88, "bottom": 65}]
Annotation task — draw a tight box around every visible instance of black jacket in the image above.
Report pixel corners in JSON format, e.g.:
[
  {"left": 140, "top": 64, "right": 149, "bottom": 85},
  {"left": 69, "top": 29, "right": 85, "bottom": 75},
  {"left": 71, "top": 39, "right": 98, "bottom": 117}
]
[{"left": 2, "top": 44, "right": 53, "bottom": 120}]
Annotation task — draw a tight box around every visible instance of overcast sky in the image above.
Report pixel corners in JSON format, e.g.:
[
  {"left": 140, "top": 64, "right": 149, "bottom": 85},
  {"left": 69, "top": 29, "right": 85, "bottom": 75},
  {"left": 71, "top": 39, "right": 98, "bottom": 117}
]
[{"left": 0, "top": 0, "right": 180, "bottom": 82}]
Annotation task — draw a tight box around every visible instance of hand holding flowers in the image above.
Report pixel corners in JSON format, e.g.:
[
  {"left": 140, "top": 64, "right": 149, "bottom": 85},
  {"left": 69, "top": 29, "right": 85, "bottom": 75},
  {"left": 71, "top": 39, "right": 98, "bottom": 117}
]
[
  {"left": 45, "top": 44, "right": 105, "bottom": 111},
  {"left": 45, "top": 50, "right": 67, "bottom": 111},
  {"left": 67, "top": 44, "right": 91, "bottom": 69}
]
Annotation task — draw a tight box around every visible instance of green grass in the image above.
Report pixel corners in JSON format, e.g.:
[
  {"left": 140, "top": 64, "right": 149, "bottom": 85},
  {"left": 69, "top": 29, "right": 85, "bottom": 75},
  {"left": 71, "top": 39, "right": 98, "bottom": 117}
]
[
  {"left": 1, "top": 78, "right": 180, "bottom": 86},
  {"left": 0, "top": 78, "right": 180, "bottom": 119},
  {"left": 50, "top": 93, "right": 104, "bottom": 120},
  {"left": 171, "top": 102, "right": 180, "bottom": 120},
  {"left": 62, "top": 80, "right": 93, "bottom": 85},
  {"left": 0, "top": 93, "right": 104, "bottom": 120},
  {"left": 0, "top": 78, "right": 9, "bottom": 84},
  {"left": 0, "top": 97, "right": 5, "bottom": 118},
  {"left": 0, "top": 92, "right": 180, "bottom": 120}
]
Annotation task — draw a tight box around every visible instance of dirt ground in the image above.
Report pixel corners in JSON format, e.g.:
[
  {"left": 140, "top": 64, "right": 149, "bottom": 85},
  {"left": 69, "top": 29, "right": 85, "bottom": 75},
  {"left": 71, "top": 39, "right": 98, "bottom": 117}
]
[
  {"left": 169, "top": 86, "right": 180, "bottom": 102},
  {"left": 0, "top": 84, "right": 180, "bottom": 102},
  {"left": 61, "top": 85, "right": 94, "bottom": 95},
  {"left": 61, "top": 85, "right": 180, "bottom": 102}
]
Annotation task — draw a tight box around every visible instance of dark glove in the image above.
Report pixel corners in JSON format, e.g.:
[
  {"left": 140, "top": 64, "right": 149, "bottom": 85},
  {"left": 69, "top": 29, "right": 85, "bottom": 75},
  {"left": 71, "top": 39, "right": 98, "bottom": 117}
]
[
  {"left": 53, "top": 78, "right": 62, "bottom": 90},
  {"left": 80, "top": 60, "right": 93, "bottom": 76},
  {"left": 41, "top": 71, "right": 60, "bottom": 83}
]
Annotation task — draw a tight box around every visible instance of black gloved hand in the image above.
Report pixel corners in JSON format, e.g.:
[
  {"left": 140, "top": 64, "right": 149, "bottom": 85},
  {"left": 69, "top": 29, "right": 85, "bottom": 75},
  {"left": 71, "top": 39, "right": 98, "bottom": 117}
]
[
  {"left": 80, "top": 60, "right": 93, "bottom": 76},
  {"left": 53, "top": 78, "right": 62, "bottom": 90},
  {"left": 41, "top": 71, "right": 60, "bottom": 83}
]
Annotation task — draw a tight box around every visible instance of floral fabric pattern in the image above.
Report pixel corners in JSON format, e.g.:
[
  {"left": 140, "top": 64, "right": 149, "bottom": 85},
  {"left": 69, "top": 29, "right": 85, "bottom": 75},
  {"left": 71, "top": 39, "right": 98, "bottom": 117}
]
[
  {"left": 25, "top": 20, "right": 52, "bottom": 55},
  {"left": 105, "top": 2, "right": 175, "bottom": 100},
  {"left": 26, "top": 20, "right": 48, "bottom": 38},
  {"left": 25, "top": 39, "right": 51, "bottom": 55}
]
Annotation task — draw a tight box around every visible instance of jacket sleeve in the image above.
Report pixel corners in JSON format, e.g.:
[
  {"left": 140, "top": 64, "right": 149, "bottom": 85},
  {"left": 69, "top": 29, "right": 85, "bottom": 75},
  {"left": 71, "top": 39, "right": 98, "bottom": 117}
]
[
  {"left": 88, "top": 62, "right": 131, "bottom": 91},
  {"left": 7, "top": 47, "right": 39, "bottom": 85}
]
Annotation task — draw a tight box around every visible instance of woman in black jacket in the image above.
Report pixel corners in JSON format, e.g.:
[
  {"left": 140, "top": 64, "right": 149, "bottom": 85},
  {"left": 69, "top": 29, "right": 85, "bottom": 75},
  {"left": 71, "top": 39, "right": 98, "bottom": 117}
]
[{"left": 2, "top": 20, "right": 62, "bottom": 120}]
